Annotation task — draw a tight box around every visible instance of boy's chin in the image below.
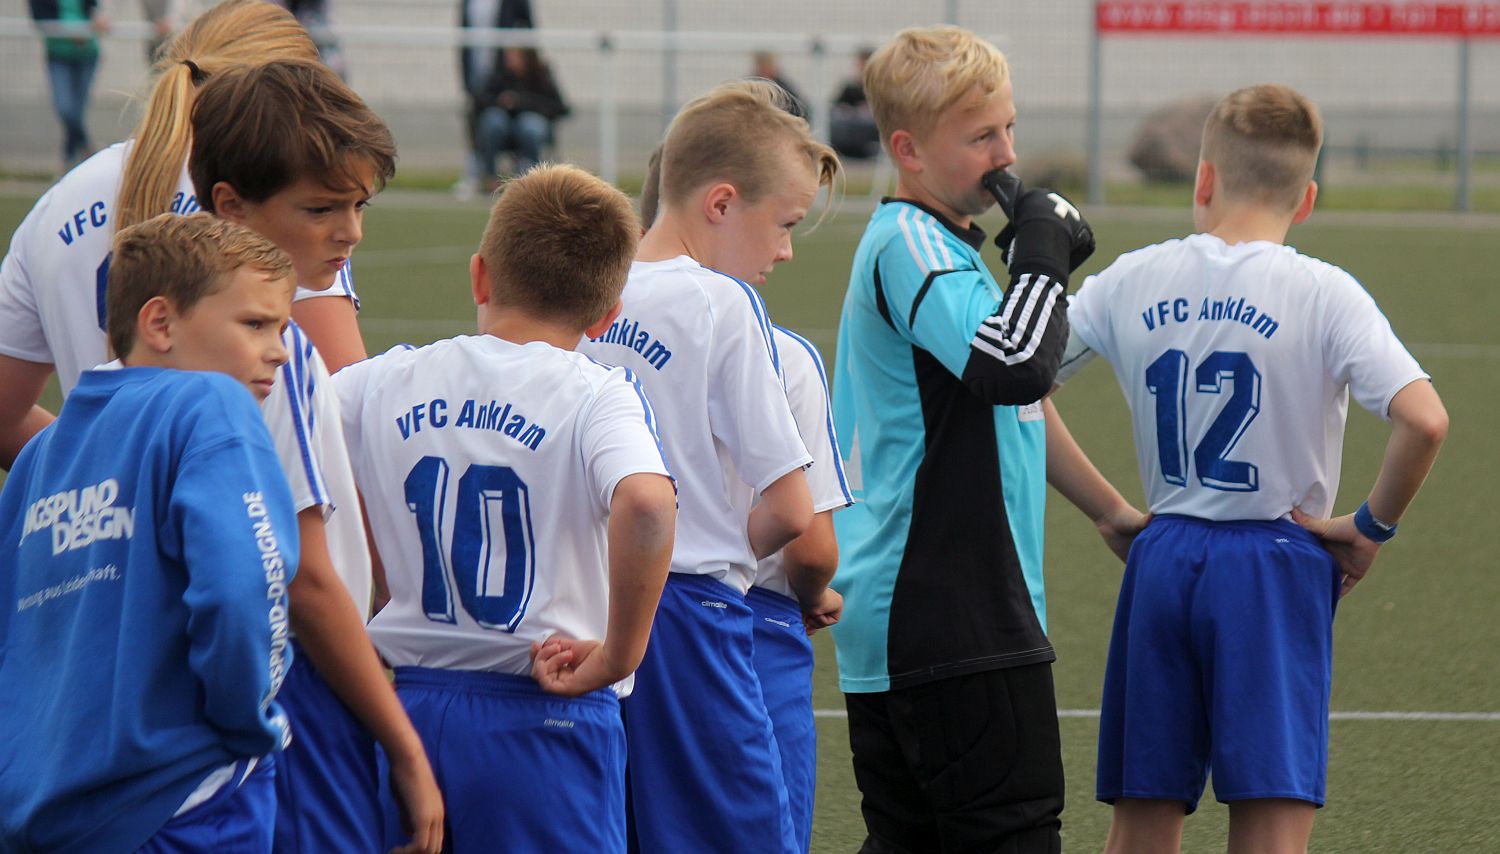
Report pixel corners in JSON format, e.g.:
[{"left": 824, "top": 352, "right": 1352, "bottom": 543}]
[{"left": 299, "top": 265, "right": 343, "bottom": 292}]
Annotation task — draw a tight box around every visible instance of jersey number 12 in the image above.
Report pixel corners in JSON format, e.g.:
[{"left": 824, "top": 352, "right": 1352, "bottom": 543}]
[
  {"left": 403, "top": 455, "right": 536, "bottom": 630},
  {"left": 1145, "top": 349, "right": 1261, "bottom": 492}
]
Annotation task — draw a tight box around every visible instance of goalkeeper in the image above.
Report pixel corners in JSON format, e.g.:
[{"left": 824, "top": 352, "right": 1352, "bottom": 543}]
[{"left": 829, "top": 24, "right": 1147, "bottom": 852}]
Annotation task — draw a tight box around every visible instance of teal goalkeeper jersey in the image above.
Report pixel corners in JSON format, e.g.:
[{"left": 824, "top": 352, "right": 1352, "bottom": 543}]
[{"left": 831, "top": 199, "right": 1062, "bottom": 693}]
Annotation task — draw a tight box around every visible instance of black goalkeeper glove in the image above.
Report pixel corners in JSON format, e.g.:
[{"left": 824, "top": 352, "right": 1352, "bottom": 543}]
[{"left": 982, "top": 169, "right": 1096, "bottom": 278}]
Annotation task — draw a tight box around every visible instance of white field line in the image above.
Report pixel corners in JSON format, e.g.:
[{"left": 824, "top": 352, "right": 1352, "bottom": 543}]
[{"left": 812, "top": 708, "right": 1500, "bottom": 722}]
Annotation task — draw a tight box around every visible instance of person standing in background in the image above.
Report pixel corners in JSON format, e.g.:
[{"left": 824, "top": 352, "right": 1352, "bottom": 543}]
[
  {"left": 269, "top": 0, "right": 347, "bottom": 78},
  {"left": 140, "top": 0, "right": 173, "bottom": 62},
  {"left": 30, "top": 0, "right": 108, "bottom": 169}
]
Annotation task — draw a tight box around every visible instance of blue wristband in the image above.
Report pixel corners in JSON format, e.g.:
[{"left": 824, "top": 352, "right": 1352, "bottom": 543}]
[{"left": 1353, "top": 501, "right": 1397, "bottom": 543}]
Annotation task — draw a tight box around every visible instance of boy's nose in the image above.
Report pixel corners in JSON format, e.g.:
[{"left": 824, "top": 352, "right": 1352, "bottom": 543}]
[
  {"left": 334, "top": 211, "right": 363, "bottom": 246},
  {"left": 993, "top": 137, "right": 1017, "bottom": 170},
  {"left": 268, "top": 338, "right": 290, "bottom": 367},
  {"left": 776, "top": 236, "right": 794, "bottom": 264}
]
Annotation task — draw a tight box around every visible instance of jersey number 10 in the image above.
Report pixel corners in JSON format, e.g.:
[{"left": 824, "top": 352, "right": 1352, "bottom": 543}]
[
  {"left": 403, "top": 455, "right": 536, "bottom": 630},
  {"left": 1145, "top": 349, "right": 1261, "bottom": 492}
]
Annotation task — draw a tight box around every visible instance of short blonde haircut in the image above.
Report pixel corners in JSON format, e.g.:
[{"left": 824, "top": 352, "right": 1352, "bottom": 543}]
[
  {"left": 658, "top": 79, "right": 840, "bottom": 214},
  {"left": 479, "top": 164, "right": 639, "bottom": 330},
  {"left": 1201, "top": 84, "right": 1323, "bottom": 212},
  {"left": 864, "top": 26, "right": 1009, "bottom": 147},
  {"left": 108, "top": 213, "right": 294, "bottom": 359},
  {"left": 117, "top": 0, "right": 319, "bottom": 233}
]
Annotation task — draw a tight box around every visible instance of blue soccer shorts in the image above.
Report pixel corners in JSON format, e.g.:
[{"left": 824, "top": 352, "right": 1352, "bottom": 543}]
[
  {"left": 623, "top": 572, "right": 798, "bottom": 854},
  {"left": 1097, "top": 515, "right": 1341, "bottom": 813},
  {"left": 137, "top": 756, "right": 276, "bottom": 854},
  {"left": 273, "top": 643, "right": 382, "bottom": 853},
  {"left": 382, "top": 666, "right": 626, "bottom": 853},
  {"left": 749, "top": 586, "right": 817, "bottom": 853}
]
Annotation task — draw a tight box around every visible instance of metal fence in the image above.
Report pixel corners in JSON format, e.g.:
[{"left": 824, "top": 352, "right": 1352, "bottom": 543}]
[{"left": 3, "top": 0, "right": 1497, "bottom": 203}]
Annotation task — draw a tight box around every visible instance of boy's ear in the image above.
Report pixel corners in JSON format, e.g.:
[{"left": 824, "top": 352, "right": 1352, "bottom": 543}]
[
  {"left": 702, "top": 182, "right": 737, "bottom": 225},
  {"left": 470, "top": 253, "right": 490, "bottom": 306},
  {"left": 888, "top": 129, "right": 921, "bottom": 174},
  {"left": 1291, "top": 180, "right": 1318, "bottom": 224},
  {"left": 135, "top": 296, "right": 176, "bottom": 355},
  {"left": 1193, "top": 160, "right": 1215, "bottom": 209},
  {"left": 583, "top": 299, "right": 623, "bottom": 340},
  {"left": 211, "top": 181, "right": 249, "bottom": 222}
]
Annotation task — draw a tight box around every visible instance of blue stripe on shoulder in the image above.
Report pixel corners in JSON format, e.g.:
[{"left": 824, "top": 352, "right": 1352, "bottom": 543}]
[
  {"left": 704, "top": 267, "right": 781, "bottom": 376},
  {"left": 280, "top": 322, "right": 328, "bottom": 507},
  {"left": 339, "top": 264, "right": 361, "bottom": 311},
  {"left": 619, "top": 366, "right": 675, "bottom": 486},
  {"left": 301, "top": 334, "right": 318, "bottom": 432},
  {"left": 773, "top": 324, "right": 853, "bottom": 506}
]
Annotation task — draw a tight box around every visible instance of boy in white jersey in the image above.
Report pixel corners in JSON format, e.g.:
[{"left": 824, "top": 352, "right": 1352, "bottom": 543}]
[
  {"left": 1059, "top": 84, "right": 1448, "bottom": 852},
  {"left": 576, "top": 79, "right": 818, "bottom": 854},
  {"left": 187, "top": 60, "right": 444, "bottom": 853},
  {"left": 0, "top": 0, "right": 369, "bottom": 464},
  {"left": 638, "top": 133, "right": 851, "bottom": 854},
  {"left": 333, "top": 164, "right": 676, "bottom": 853}
]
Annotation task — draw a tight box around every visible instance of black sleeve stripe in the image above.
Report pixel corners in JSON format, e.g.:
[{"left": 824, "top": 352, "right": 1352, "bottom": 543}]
[
  {"left": 873, "top": 260, "right": 897, "bottom": 332},
  {"left": 908, "top": 269, "right": 961, "bottom": 331},
  {"left": 971, "top": 273, "right": 1065, "bottom": 363}
]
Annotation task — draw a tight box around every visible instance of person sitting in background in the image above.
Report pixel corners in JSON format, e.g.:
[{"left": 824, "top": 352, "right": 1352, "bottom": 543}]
[
  {"left": 457, "top": 0, "right": 533, "bottom": 198},
  {"left": 473, "top": 47, "right": 569, "bottom": 184},
  {"left": 750, "top": 51, "right": 808, "bottom": 120},
  {"left": 830, "top": 48, "right": 880, "bottom": 160}
]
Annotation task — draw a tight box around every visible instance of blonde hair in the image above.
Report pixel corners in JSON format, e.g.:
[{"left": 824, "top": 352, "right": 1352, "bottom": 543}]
[
  {"left": 658, "top": 79, "right": 840, "bottom": 218},
  {"left": 864, "top": 26, "right": 1009, "bottom": 147},
  {"left": 639, "top": 143, "right": 664, "bottom": 229},
  {"left": 1201, "top": 84, "right": 1323, "bottom": 212},
  {"left": 479, "top": 164, "right": 640, "bottom": 330},
  {"left": 116, "top": 0, "right": 318, "bottom": 233},
  {"left": 108, "top": 212, "right": 294, "bottom": 359}
]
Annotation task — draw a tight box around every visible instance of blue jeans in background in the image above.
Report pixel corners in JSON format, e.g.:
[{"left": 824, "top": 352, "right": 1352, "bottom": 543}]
[
  {"left": 474, "top": 108, "right": 550, "bottom": 178},
  {"left": 46, "top": 55, "right": 97, "bottom": 166}
]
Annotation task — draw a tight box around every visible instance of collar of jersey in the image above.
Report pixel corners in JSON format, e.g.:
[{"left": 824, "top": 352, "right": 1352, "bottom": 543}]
[{"left": 880, "top": 197, "right": 987, "bottom": 250}]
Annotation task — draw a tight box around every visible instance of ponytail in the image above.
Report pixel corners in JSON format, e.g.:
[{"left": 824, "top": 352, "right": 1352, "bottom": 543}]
[{"left": 116, "top": 62, "right": 197, "bottom": 232}]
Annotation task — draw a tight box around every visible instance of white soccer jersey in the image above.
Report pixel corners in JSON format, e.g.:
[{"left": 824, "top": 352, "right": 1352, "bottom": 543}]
[
  {"left": 0, "top": 142, "right": 371, "bottom": 608},
  {"left": 1067, "top": 233, "right": 1428, "bottom": 521},
  {"left": 0, "top": 143, "right": 200, "bottom": 394},
  {"left": 294, "top": 264, "right": 360, "bottom": 309},
  {"left": 753, "top": 326, "right": 854, "bottom": 597},
  {"left": 333, "top": 335, "right": 672, "bottom": 685},
  {"left": 96, "top": 321, "right": 374, "bottom": 613},
  {"left": 576, "top": 256, "right": 812, "bottom": 595},
  {"left": 0, "top": 143, "right": 362, "bottom": 395},
  {"left": 264, "top": 322, "right": 373, "bottom": 613}
]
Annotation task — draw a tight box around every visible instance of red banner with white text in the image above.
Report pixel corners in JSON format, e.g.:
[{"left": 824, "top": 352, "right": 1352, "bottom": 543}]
[{"left": 1097, "top": 2, "right": 1500, "bottom": 36}]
